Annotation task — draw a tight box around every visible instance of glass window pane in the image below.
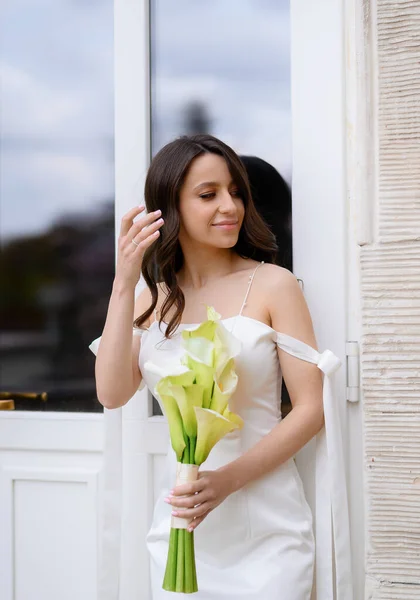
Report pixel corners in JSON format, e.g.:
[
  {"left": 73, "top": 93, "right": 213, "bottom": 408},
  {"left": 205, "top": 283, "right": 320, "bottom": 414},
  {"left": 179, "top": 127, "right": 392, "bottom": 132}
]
[
  {"left": 0, "top": 1, "right": 114, "bottom": 412},
  {"left": 151, "top": 0, "right": 291, "bottom": 181}
]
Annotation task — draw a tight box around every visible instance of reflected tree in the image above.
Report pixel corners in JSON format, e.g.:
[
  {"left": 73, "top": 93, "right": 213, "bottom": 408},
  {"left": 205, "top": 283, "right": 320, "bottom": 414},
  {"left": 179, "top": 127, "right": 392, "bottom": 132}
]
[{"left": 0, "top": 202, "right": 115, "bottom": 411}]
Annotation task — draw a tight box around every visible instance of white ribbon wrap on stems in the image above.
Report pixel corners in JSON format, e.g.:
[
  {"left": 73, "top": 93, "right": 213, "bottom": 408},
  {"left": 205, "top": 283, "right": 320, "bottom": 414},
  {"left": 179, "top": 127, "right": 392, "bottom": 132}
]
[
  {"left": 171, "top": 463, "right": 200, "bottom": 529},
  {"left": 276, "top": 333, "right": 354, "bottom": 600}
]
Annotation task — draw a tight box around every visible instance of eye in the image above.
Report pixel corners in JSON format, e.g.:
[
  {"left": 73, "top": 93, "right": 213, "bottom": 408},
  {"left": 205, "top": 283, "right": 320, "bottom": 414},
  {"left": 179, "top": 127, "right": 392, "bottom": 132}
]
[
  {"left": 230, "top": 188, "right": 241, "bottom": 197},
  {"left": 199, "top": 192, "right": 216, "bottom": 199}
]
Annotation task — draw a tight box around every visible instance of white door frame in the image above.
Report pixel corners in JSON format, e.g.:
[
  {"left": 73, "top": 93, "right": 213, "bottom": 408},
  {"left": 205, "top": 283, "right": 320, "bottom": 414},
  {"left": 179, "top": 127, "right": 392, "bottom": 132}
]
[
  {"left": 291, "top": 2, "right": 365, "bottom": 598},
  {"left": 113, "top": 1, "right": 156, "bottom": 598},
  {"left": 114, "top": 1, "right": 365, "bottom": 598}
]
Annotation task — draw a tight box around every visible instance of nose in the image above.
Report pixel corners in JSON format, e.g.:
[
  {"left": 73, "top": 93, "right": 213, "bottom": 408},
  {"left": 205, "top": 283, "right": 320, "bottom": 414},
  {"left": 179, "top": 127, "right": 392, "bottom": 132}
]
[{"left": 218, "top": 189, "right": 237, "bottom": 213}]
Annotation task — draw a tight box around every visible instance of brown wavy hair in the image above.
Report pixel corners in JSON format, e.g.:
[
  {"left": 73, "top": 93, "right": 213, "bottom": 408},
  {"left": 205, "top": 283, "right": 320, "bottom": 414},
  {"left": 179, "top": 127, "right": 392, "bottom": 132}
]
[{"left": 134, "top": 134, "right": 278, "bottom": 338}]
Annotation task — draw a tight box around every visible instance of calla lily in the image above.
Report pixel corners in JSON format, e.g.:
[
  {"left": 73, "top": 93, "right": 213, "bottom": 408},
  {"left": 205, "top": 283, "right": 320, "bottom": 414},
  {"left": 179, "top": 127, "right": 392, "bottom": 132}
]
[
  {"left": 144, "top": 359, "right": 194, "bottom": 384},
  {"left": 156, "top": 305, "right": 244, "bottom": 594},
  {"left": 206, "top": 306, "right": 221, "bottom": 321},
  {"left": 182, "top": 357, "right": 214, "bottom": 409},
  {"left": 181, "top": 306, "right": 242, "bottom": 409},
  {"left": 210, "top": 358, "right": 238, "bottom": 414},
  {"left": 154, "top": 371, "right": 196, "bottom": 397},
  {"left": 194, "top": 406, "right": 243, "bottom": 465},
  {"left": 160, "top": 382, "right": 204, "bottom": 438},
  {"left": 213, "top": 324, "right": 242, "bottom": 378},
  {"left": 222, "top": 405, "right": 244, "bottom": 429},
  {"left": 146, "top": 364, "right": 195, "bottom": 459},
  {"left": 181, "top": 335, "right": 214, "bottom": 367},
  {"left": 158, "top": 393, "right": 186, "bottom": 461},
  {"left": 183, "top": 319, "right": 217, "bottom": 343}
]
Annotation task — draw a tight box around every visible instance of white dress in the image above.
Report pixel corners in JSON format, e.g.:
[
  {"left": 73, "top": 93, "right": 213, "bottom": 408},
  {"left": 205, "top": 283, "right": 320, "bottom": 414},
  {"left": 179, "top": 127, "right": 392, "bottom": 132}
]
[{"left": 90, "top": 266, "right": 353, "bottom": 600}]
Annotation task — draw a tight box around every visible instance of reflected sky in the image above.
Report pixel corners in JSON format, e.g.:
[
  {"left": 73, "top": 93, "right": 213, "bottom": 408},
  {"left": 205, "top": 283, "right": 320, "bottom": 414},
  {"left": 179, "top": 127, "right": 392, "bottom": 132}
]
[
  {"left": 1, "top": 0, "right": 290, "bottom": 241},
  {"left": 0, "top": 0, "right": 290, "bottom": 411},
  {"left": 152, "top": 0, "right": 291, "bottom": 182},
  {"left": 0, "top": 0, "right": 114, "bottom": 241}
]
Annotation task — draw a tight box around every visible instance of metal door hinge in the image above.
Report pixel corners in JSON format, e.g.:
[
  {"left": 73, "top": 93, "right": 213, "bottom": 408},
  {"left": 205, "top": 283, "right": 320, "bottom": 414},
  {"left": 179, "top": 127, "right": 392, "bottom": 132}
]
[{"left": 346, "top": 342, "right": 360, "bottom": 402}]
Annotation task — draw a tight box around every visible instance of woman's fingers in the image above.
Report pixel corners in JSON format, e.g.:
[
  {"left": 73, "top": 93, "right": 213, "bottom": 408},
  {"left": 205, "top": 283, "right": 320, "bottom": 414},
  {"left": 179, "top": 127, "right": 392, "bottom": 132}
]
[
  {"left": 119, "top": 205, "right": 145, "bottom": 237},
  {"left": 119, "top": 206, "right": 163, "bottom": 240},
  {"left": 165, "top": 488, "right": 209, "bottom": 510},
  {"left": 131, "top": 215, "right": 164, "bottom": 247},
  {"left": 132, "top": 226, "right": 161, "bottom": 252},
  {"left": 187, "top": 511, "right": 210, "bottom": 532},
  {"left": 171, "top": 501, "right": 210, "bottom": 522},
  {"left": 170, "top": 476, "right": 205, "bottom": 498}
]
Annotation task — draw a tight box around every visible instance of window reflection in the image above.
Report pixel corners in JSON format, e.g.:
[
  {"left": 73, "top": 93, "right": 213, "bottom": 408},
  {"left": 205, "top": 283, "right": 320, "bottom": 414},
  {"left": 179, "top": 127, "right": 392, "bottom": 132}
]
[
  {"left": 151, "top": 0, "right": 291, "bottom": 181},
  {"left": 0, "top": 1, "right": 114, "bottom": 412}
]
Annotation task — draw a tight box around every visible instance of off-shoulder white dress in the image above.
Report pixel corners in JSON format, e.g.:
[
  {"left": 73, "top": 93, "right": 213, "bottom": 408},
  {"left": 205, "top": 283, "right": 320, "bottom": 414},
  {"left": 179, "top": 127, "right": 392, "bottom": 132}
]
[{"left": 90, "top": 264, "right": 353, "bottom": 600}]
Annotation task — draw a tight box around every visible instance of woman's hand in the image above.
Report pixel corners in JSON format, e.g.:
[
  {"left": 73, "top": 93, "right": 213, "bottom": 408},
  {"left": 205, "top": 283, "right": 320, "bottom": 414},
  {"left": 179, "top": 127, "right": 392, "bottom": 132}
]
[
  {"left": 164, "top": 468, "right": 236, "bottom": 532},
  {"left": 115, "top": 205, "right": 164, "bottom": 290}
]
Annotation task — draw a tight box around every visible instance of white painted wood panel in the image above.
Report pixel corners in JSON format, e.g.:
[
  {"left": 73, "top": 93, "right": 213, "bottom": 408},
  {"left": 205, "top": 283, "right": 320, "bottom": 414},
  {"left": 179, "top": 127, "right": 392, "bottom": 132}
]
[{"left": 0, "top": 413, "right": 104, "bottom": 600}]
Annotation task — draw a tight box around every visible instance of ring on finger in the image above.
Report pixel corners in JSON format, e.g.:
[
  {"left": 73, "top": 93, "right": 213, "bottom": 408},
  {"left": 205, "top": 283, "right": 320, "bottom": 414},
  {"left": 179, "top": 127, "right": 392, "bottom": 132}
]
[{"left": 131, "top": 238, "right": 140, "bottom": 247}]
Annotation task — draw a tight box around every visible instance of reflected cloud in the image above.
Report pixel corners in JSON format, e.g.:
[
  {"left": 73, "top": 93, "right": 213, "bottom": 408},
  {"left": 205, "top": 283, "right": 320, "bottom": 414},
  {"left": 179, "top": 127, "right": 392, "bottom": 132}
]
[
  {"left": 0, "top": 1, "right": 114, "bottom": 240},
  {"left": 151, "top": 0, "right": 291, "bottom": 181}
]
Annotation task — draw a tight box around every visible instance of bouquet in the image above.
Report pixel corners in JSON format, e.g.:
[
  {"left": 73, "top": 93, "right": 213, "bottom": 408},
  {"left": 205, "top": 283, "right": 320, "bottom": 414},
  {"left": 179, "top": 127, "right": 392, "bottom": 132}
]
[{"left": 144, "top": 306, "right": 243, "bottom": 593}]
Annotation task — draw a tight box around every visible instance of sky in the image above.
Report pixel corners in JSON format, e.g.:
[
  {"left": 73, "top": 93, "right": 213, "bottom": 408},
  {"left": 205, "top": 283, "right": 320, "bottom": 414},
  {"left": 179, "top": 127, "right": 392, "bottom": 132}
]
[{"left": 0, "top": 0, "right": 290, "bottom": 241}]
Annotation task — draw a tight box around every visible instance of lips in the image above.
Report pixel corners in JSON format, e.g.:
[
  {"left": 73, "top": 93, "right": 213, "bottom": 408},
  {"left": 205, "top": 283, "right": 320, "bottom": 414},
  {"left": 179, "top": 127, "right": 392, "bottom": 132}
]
[{"left": 212, "top": 221, "right": 238, "bottom": 227}]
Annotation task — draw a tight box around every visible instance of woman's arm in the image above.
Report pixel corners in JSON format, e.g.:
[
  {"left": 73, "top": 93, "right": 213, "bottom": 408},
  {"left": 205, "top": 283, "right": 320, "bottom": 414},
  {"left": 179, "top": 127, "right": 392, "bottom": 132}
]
[
  {"left": 92, "top": 205, "right": 163, "bottom": 409},
  {"left": 94, "top": 283, "right": 152, "bottom": 409},
  {"left": 220, "top": 268, "right": 324, "bottom": 491},
  {"left": 166, "top": 267, "right": 325, "bottom": 530}
]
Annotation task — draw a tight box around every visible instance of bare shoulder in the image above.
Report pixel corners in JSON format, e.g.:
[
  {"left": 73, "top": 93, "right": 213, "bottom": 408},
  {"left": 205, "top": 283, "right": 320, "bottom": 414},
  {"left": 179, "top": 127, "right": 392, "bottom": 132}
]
[
  {"left": 261, "top": 264, "right": 317, "bottom": 348},
  {"left": 260, "top": 263, "right": 300, "bottom": 295}
]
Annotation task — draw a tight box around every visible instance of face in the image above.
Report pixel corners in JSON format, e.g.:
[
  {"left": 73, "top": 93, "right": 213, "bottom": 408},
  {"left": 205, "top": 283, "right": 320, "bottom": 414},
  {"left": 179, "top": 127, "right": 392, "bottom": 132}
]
[{"left": 178, "top": 153, "right": 245, "bottom": 250}]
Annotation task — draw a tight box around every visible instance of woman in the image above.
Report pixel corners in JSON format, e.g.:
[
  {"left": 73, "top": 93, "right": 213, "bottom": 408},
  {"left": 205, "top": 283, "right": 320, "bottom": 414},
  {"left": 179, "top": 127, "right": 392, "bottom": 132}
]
[{"left": 91, "top": 135, "right": 352, "bottom": 599}]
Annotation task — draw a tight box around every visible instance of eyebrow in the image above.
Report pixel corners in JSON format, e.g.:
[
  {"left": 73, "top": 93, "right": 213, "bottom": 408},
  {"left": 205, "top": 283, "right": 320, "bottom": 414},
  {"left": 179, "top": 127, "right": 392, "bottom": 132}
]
[
  {"left": 193, "top": 180, "right": 237, "bottom": 192},
  {"left": 193, "top": 181, "right": 220, "bottom": 192}
]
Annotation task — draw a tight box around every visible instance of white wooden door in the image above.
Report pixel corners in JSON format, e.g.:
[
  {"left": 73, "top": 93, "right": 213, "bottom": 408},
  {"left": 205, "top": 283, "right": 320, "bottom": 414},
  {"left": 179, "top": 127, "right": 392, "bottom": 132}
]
[
  {"left": 290, "top": 3, "right": 364, "bottom": 599},
  {"left": 0, "top": 413, "right": 103, "bottom": 600},
  {"left": 116, "top": 0, "right": 364, "bottom": 600},
  {"left": 118, "top": 1, "right": 364, "bottom": 599},
  {"left": 0, "top": 1, "right": 113, "bottom": 598}
]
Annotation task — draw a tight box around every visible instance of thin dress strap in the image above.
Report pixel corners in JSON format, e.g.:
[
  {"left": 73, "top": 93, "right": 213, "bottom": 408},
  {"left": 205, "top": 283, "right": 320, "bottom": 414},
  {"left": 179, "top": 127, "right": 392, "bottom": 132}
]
[{"left": 239, "top": 261, "right": 264, "bottom": 315}]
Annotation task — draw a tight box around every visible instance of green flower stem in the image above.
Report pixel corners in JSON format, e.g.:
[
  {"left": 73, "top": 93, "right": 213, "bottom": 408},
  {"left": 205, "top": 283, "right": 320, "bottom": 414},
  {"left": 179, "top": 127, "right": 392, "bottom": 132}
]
[
  {"left": 175, "top": 528, "right": 185, "bottom": 592},
  {"left": 162, "top": 527, "right": 178, "bottom": 591},
  {"left": 191, "top": 530, "right": 197, "bottom": 590},
  {"left": 184, "top": 530, "right": 198, "bottom": 593},
  {"left": 163, "top": 436, "right": 198, "bottom": 593},
  {"left": 190, "top": 437, "right": 197, "bottom": 466},
  {"left": 182, "top": 438, "right": 196, "bottom": 592}
]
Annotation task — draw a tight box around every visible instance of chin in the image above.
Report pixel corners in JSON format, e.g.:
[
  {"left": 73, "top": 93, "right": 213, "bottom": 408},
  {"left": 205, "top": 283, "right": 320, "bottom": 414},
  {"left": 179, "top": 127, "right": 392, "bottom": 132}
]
[{"left": 214, "top": 236, "right": 239, "bottom": 249}]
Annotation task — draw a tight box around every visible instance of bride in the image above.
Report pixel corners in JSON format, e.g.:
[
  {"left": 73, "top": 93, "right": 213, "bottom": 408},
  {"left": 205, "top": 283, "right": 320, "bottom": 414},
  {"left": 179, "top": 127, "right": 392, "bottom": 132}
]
[{"left": 91, "top": 134, "right": 353, "bottom": 599}]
